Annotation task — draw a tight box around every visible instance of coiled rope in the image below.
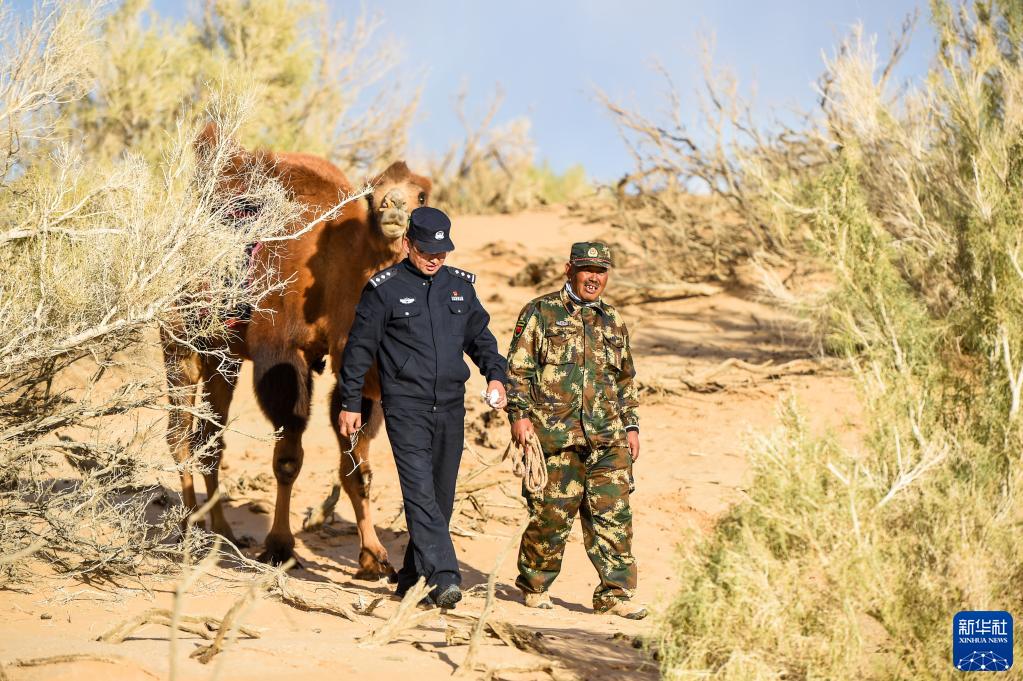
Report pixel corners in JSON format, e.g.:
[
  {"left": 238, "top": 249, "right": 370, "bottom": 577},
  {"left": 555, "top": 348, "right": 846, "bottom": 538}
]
[{"left": 504, "top": 431, "right": 548, "bottom": 494}]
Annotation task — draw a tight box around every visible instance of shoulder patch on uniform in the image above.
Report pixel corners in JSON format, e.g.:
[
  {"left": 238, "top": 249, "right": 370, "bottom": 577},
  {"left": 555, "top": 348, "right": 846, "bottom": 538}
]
[
  {"left": 513, "top": 301, "right": 539, "bottom": 338},
  {"left": 445, "top": 265, "right": 476, "bottom": 283},
  {"left": 368, "top": 266, "right": 399, "bottom": 288}
]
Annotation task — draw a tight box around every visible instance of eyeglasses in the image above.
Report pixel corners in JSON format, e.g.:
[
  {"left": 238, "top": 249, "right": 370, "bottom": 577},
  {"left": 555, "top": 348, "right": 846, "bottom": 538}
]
[{"left": 409, "top": 242, "right": 448, "bottom": 260}]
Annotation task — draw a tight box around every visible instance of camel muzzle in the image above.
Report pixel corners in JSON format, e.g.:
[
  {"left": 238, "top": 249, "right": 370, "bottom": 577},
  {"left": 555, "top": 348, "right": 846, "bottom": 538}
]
[{"left": 377, "top": 190, "right": 408, "bottom": 239}]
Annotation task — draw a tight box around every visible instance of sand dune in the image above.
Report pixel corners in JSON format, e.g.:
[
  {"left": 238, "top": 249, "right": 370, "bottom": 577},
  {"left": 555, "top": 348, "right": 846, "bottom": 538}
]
[{"left": 0, "top": 208, "right": 859, "bottom": 681}]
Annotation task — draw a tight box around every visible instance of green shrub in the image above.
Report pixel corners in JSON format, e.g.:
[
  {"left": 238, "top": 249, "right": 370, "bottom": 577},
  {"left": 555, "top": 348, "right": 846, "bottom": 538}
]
[{"left": 657, "top": 3, "right": 1023, "bottom": 679}]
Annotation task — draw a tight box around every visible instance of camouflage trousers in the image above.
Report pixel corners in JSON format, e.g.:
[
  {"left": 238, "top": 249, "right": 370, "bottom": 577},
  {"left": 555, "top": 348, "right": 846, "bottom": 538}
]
[{"left": 515, "top": 444, "right": 637, "bottom": 611}]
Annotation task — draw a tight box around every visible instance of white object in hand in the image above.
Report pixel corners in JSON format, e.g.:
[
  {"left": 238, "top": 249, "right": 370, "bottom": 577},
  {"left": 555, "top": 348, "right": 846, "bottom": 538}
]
[{"left": 481, "top": 388, "right": 501, "bottom": 407}]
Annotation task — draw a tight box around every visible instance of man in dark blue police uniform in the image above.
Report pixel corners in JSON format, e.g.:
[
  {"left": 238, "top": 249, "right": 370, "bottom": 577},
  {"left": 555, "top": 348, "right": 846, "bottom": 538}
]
[{"left": 338, "top": 206, "right": 508, "bottom": 608}]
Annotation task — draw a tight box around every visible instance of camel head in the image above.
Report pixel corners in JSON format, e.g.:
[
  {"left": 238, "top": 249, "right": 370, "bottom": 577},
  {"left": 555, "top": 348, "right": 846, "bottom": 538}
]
[{"left": 366, "top": 161, "right": 432, "bottom": 241}]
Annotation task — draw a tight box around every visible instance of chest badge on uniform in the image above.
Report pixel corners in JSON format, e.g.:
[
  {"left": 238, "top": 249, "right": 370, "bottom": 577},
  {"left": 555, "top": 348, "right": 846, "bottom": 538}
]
[
  {"left": 556, "top": 319, "right": 570, "bottom": 327},
  {"left": 400, "top": 297, "right": 415, "bottom": 304},
  {"left": 450, "top": 290, "right": 464, "bottom": 301}
]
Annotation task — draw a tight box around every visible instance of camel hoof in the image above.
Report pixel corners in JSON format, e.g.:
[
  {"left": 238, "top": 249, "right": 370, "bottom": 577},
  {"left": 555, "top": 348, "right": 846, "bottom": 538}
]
[
  {"left": 257, "top": 549, "right": 303, "bottom": 570},
  {"left": 353, "top": 548, "right": 396, "bottom": 581},
  {"left": 235, "top": 534, "right": 256, "bottom": 548},
  {"left": 257, "top": 537, "right": 302, "bottom": 569}
]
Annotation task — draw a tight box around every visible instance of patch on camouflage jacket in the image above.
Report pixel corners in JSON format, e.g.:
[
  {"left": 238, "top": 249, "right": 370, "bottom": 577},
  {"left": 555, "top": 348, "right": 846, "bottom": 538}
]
[{"left": 513, "top": 306, "right": 534, "bottom": 338}]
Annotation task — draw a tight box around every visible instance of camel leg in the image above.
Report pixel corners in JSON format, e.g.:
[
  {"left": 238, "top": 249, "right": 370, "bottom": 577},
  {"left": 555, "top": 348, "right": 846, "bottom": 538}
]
[
  {"left": 193, "top": 356, "right": 241, "bottom": 544},
  {"left": 253, "top": 354, "right": 312, "bottom": 567},
  {"left": 161, "top": 333, "right": 202, "bottom": 528},
  {"left": 327, "top": 385, "right": 395, "bottom": 580},
  {"left": 302, "top": 375, "right": 350, "bottom": 530}
]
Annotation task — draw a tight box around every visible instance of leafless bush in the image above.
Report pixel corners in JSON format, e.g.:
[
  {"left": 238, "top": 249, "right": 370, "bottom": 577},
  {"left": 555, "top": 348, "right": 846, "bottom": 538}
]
[
  {"left": 430, "top": 87, "right": 589, "bottom": 215},
  {"left": 0, "top": 1, "right": 358, "bottom": 584},
  {"left": 585, "top": 43, "right": 839, "bottom": 283}
]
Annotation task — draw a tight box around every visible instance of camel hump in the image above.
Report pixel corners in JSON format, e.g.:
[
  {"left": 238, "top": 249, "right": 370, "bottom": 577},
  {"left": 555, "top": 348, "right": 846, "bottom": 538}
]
[
  {"left": 444, "top": 265, "right": 476, "bottom": 284},
  {"left": 368, "top": 265, "right": 401, "bottom": 288}
]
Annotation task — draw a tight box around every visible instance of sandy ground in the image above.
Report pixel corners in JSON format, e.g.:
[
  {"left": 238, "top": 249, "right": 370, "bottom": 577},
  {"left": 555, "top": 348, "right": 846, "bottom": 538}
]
[{"left": 0, "top": 209, "right": 861, "bottom": 680}]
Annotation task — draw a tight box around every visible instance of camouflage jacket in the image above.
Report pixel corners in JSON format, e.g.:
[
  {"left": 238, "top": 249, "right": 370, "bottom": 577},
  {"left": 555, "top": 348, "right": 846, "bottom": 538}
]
[{"left": 505, "top": 286, "right": 639, "bottom": 451}]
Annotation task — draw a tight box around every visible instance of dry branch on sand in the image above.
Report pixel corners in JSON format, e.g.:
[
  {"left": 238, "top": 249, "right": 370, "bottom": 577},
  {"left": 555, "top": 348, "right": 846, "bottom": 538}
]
[
  {"left": 456, "top": 520, "right": 531, "bottom": 676},
  {"left": 357, "top": 578, "right": 435, "bottom": 648},
  {"left": 269, "top": 575, "right": 359, "bottom": 622},
  {"left": 679, "top": 357, "right": 837, "bottom": 393},
  {"left": 0, "top": 654, "right": 161, "bottom": 680},
  {"left": 636, "top": 357, "right": 837, "bottom": 397},
  {"left": 446, "top": 617, "right": 570, "bottom": 681},
  {"left": 97, "top": 608, "right": 260, "bottom": 645},
  {"left": 609, "top": 280, "right": 723, "bottom": 305}
]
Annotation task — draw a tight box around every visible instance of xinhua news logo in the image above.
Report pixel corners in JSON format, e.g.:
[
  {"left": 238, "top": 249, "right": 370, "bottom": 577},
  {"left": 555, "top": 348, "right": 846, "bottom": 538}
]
[{"left": 953, "top": 611, "right": 1013, "bottom": 672}]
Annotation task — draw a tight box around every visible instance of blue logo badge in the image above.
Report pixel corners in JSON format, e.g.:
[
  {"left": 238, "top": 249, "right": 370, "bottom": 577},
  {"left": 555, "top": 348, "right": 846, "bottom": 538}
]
[{"left": 953, "top": 611, "right": 1013, "bottom": 671}]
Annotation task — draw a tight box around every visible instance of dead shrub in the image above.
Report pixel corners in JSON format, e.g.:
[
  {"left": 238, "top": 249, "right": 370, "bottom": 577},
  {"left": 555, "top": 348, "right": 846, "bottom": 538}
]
[
  {"left": 430, "top": 87, "right": 590, "bottom": 215},
  {"left": 0, "top": 1, "right": 358, "bottom": 584},
  {"left": 583, "top": 50, "right": 833, "bottom": 285}
]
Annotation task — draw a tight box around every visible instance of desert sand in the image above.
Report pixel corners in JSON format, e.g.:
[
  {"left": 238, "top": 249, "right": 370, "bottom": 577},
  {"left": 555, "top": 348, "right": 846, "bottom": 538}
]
[{"left": 0, "top": 209, "right": 860, "bottom": 681}]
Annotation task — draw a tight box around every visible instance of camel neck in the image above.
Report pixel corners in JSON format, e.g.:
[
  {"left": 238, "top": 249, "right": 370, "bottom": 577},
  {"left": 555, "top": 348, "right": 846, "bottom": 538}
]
[{"left": 359, "top": 231, "right": 405, "bottom": 275}]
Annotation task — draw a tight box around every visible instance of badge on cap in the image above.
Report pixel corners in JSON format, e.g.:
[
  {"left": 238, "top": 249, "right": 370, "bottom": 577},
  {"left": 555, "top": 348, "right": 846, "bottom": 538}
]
[
  {"left": 435, "top": 230, "right": 444, "bottom": 240},
  {"left": 588, "top": 247, "right": 598, "bottom": 257}
]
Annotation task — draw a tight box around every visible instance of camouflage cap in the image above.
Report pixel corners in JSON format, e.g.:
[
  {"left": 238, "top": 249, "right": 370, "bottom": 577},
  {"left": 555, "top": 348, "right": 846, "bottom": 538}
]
[{"left": 569, "top": 241, "right": 613, "bottom": 268}]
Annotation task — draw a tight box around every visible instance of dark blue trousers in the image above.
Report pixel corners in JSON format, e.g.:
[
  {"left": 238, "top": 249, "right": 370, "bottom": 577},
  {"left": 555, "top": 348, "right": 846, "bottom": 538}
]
[{"left": 384, "top": 406, "right": 464, "bottom": 597}]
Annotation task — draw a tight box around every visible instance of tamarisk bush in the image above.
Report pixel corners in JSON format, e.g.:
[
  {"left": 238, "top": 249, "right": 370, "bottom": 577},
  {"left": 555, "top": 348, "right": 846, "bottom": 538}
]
[
  {"left": 0, "top": 1, "right": 316, "bottom": 581},
  {"left": 656, "top": 3, "right": 1023, "bottom": 679}
]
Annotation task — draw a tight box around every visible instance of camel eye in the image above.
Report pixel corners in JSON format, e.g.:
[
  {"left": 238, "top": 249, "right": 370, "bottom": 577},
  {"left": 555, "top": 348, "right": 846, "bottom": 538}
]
[{"left": 418, "top": 191, "right": 426, "bottom": 205}]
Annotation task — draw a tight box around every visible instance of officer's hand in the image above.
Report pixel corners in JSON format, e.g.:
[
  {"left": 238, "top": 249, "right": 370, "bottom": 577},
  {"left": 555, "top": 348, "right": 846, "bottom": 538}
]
[
  {"left": 627, "top": 430, "right": 640, "bottom": 463},
  {"left": 486, "top": 380, "right": 507, "bottom": 409},
  {"left": 511, "top": 418, "right": 534, "bottom": 448},
  {"left": 339, "top": 410, "right": 362, "bottom": 438}
]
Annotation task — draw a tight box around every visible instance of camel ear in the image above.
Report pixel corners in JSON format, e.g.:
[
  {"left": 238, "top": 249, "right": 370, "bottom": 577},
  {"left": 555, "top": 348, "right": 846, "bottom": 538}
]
[
  {"left": 195, "top": 121, "right": 260, "bottom": 175},
  {"left": 195, "top": 122, "right": 222, "bottom": 167}
]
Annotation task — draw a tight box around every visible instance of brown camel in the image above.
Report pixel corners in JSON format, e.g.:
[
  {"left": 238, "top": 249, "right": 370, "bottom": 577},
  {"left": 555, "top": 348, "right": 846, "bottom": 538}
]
[{"left": 162, "top": 131, "right": 430, "bottom": 577}]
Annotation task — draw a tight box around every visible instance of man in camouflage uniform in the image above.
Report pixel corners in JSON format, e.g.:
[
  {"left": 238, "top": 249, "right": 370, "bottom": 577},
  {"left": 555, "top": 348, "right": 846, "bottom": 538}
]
[{"left": 504, "top": 241, "right": 645, "bottom": 620}]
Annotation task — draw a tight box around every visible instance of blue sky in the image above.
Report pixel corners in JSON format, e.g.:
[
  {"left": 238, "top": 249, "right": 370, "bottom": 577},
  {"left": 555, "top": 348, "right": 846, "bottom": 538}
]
[
  {"left": 14, "top": 1, "right": 933, "bottom": 180},
  {"left": 360, "top": 0, "right": 931, "bottom": 180}
]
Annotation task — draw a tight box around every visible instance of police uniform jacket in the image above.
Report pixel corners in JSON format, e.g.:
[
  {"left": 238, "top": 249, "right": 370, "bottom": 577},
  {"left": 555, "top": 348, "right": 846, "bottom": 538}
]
[{"left": 340, "top": 258, "right": 508, "bottom": 412}]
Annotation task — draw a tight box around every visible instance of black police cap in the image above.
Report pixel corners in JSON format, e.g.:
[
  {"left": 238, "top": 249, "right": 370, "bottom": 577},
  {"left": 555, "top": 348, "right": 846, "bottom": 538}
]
[{"left": 408, "top": 206, "right": 455, "bottom": 253}]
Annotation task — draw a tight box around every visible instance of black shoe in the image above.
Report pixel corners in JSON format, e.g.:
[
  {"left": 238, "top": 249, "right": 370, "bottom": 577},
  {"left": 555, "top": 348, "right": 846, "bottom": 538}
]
[{"left": 433, "top": 584, "right": 462, "bottom": 609}]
